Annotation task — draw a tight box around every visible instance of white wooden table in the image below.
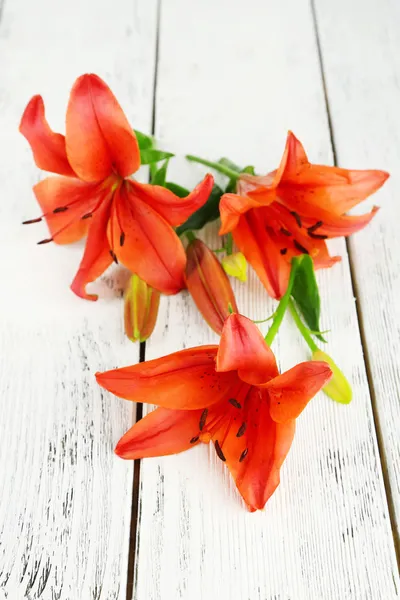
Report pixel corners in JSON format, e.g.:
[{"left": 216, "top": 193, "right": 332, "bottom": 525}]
[{"left": 1, "top": 0, "right": 399, "bottom": 598}]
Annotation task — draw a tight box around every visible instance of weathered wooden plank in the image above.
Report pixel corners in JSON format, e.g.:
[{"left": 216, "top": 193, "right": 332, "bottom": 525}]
[
  {"left": 132, "top": 0, "right": 400, "bottom": 598},
  {"left": 0, "top": 0, "right": 158, "bottom": 597},
  {"left": 313, "top": 0, "right": 400, "bottom": 542}
]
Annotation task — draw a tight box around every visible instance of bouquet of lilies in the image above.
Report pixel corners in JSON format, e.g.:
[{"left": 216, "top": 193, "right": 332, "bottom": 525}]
[{"left": 20, "top": 74, "right": 388, "bottom": 511}]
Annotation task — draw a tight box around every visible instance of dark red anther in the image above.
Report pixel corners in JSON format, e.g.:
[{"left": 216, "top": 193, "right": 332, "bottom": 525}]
[
  {"left": 236, "top": 422, "right": 247, "bottom": 438},
  {"left": 120, "top": 232, "right": 125, "bottom": 247},
  {"left": 239, "top": 448, "right": 248, "bottom": 462},
  {"left": 308, "top": 232, "right": 328, "bottom": 240},
  {"left": 199, "top": 408, "right": 208, "bottom": 431},
  {"left": 22, "top": 217, "right": 42, "bottom": 225},
  {"left": 190, "top": 436, "right": 199, "bottom": 444},
  {"left": 307, "top": 220, "right": 323, "bottom": 234},
  {"left": 109, "top": 250, "right": 119, "bottom": 264},
  {"left": 53, "top": 206, "right": 68, "bottom": 214},
  {"left": 280, "top": 248, "right": 288, "bottom": 255},
  {"left": 82, "top": 212, "right": 93, "bottom": 220},
  {"left": 229, "top": 398, "right": 242, "bottom": 409},
  {"left": 290, "top": 211, "right": 302, "bottom": 227},
  {"left": 293, "top": 240, "right": 309, "bottom": 254},
  {"left": 37, "top": 238, "right": 53, "bottom": 245},
  {"left": 214, "top": 440, "right": 226, "bottom": 462},
  {"left": 280, "top": 227, "right": 292, "bottom": 237}
]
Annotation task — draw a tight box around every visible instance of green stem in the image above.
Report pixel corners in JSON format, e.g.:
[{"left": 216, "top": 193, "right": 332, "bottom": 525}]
[
  {"left": 186, "top": 155, "right": 239, "bottom": 180},
  {"left": 253, "top": 313, "right": 275, "bottom": 324},
  {"left": 288, "top": 298, "right": 318, "bottom": 352},
  {"left": 185, "top": 231, "right": 196, "bottom": 243},
  {"left": 264, "top": 261, "right": 299, "bottom": 346}
]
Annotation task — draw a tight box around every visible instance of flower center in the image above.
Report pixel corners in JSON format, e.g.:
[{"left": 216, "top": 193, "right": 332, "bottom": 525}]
[{"left": 189, "top": 384, "right": 254, "bottom": 464}]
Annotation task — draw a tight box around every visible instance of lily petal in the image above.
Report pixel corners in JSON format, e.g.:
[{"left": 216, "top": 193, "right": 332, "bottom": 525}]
[
  {"left": 133, "top": 174, "right": 214, "bottom": 227},
  {"left": 111, "top": 183, "right": 187, "bottom": 295},
  {"left": 66, "top": 74, "right": 140, "bottom": 182},
  {"left": 303, "top": 206, "right": 379, "bottom": 238},
  {"left": 115, "top": 407, "right": 203, "bottom": 459},
  {"left": 70, "top": 196, "right": 113, "bottom": 300},
  {"left": 265, "top": 361, "right": 332, "bottom": 423},
  {"left": 33, "top": 176, "right": 104, "bottom": 244},
  {"left": 219, "top": 192, "right": 265, "bottom": 235},
  {"left": 96, "top": 346, "right": 239, "bottom": 409},
  {"left": 311, "top": 242, "right": 341, "bottom": 269},
  {"left": 279, "top": 132, "right": 389, "bottom": 215},
  {"left": 229, "top": 388, "right": 296, "bottom": 511},
  {"left": 217, "top": 314, "right": 279, "bottom": 384},
  {"left": 233, "top": 211, "right": 290, "bottom": 299},
  {"left": 20, "top": 96, "right": 75, "bottom": 177}
]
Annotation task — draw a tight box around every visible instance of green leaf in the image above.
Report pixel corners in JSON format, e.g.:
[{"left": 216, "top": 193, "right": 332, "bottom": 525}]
[
  {"left": 291, "top": 255, "right": 326, "bottom": 342},
  {"left": 151, "top": 159, "right": 169, "bottom": 186},
  {"left": 165, "top": 182, "right": 190, "bottom": 197},
  {"left": 242, "top": 165, "right": 255, "bottom": 175},
  {"left": 175, "top": 184, "right": 223, "bottom": 237},
  {"left": 134, "top": 129, "right": 153, "bottom": 150},
  {"left": 140, "top": 149, "right": 175, "bottom": 165}
]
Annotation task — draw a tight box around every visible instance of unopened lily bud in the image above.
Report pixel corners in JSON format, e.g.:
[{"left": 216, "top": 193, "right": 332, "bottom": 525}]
[
  {"left": 222, "top": 252, "right": 247, "bottom": 282},
  {"left": 124, "top": 274, "right": 160, "bottom": 343},
  {"left": 312, "top": 349, "right": 352, "bottom": 404},
  {"left": 185, "top": 239, "right": 238, "bottom": 335}
]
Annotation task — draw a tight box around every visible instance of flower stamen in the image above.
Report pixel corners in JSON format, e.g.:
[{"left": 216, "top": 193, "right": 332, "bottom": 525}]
[
  {"left": 239, "top": 448, "right": 248, "bottom": 462},
  {"left": 228, "top": 398, "right": 241, "bottom": 409},
  {"left": 290, "top": 211, "right": 302, "bottom": 227},
  {"left": 236, "top": 422, "right": 247, "bottom": 438},
  {"left": 308, "top": 232, "right": 328, "bottom": 240},
  {"left": 307, "top": 220, "right": 323, "bottom": 233},
  {"left": 293, "top": 240, "right": 309, "bottom": 254},
  {"left": 23, "top": 217, "right": 42, "bottom": 225},
  {"left": 214, "top": 440, "right": 226, "bottom": 462},
  {"left": 280, "top": 227, "right": 292, "bottom": 237},
  {"left": 199, "top": 408, "right": 208, "bottom": 431},
  {"left": 109, "top": 250, "right": 118, "bottom": 264}
]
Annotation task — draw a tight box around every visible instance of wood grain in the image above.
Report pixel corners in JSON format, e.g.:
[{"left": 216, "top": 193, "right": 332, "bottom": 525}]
[
  {"left": 313, "top": 0, "right": 400, "bottom": 544},
  {"left": 0, "top": 0, "right": 157, "bottom": 597},
  {"left": 131, "top": 0, "right": 400, "bottom": 598}
]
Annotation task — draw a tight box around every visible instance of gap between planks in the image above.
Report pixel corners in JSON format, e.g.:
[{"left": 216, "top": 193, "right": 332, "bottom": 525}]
[
  {"left": 310, "top": 0, "right": 400, "bottom": 566},
  {"left": 127, "top": 2, "right": 161, "bottom": 598}
]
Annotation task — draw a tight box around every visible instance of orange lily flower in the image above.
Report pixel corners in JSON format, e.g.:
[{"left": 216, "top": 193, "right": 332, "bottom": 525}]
[
  {"left": 185, "top": 238, "right": 238, "bottom": 334},
  {"left": 20, "top": 74, "right": 213, "bottom": 299},
  {"left": 96, "top": 313, "right": 332, "bottom": 511},
  {"left": 219, "top": 132, "right": 389, "bottom": 299}
]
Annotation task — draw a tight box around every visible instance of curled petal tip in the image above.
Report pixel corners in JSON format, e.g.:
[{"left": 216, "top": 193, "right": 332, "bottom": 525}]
[
  {"left": 114, "top": 441, "right": 127, "bottom": 459},
  {"left": 19, "top": 95, "right": 43, "bottom": 132}
]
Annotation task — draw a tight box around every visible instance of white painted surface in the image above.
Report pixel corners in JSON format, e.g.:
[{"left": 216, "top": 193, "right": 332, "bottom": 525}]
[
  {"left": 1, "top": 0, "right": 399, "bottom": 599},
  {"left": 136, "top": 1, "right": 399, "bottom": 599},
  {"left": 314, "top": 0, "right": 400, "bottom": 536},
  {"left": 0, "top": 0, "right": 157, "bottom": 598}
]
